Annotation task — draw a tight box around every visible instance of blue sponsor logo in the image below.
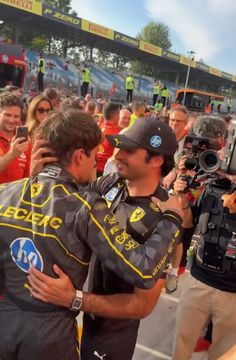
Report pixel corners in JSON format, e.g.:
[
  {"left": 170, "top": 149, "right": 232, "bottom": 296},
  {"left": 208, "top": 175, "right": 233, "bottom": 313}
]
[
  {"left": 105, "top": 187, "right": 119, "bottom": 202},
  {"left": 150, "top": 135, "right": 162, "bottom": 148},
  {"left": 10, "top": 238, "right": 44, "bottom": 273}
]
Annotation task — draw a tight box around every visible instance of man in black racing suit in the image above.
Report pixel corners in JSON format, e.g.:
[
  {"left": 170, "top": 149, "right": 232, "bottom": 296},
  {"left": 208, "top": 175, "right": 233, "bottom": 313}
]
[
  {"left": 0, "top": 111, "right": 182, "bottom": 360},
  {"left": 27, "top": 116, "right": 190, "bottom": 360}
]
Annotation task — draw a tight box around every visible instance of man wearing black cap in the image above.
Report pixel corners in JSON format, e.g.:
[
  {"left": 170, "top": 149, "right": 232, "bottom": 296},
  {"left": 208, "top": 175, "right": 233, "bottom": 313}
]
[{"left": 28, "top": 117, "right": 189, "bottom": 360}]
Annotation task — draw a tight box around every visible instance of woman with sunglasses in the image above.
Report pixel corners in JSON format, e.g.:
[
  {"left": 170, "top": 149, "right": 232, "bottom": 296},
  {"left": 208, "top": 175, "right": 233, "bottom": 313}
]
[{"left": 27, "top": 95, "right": 53, "bottom": 140}]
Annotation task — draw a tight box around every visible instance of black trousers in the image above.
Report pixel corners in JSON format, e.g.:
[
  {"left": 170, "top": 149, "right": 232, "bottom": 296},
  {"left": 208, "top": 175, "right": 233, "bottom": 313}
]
[
  {"left": 37, "top": 72, "right": 44, "bottom": 92},
  {"left": 0, "top": 298, "right": 79, "bottom": 360},
  {"left": 161, "top": 96, "right": 167, "bottom": 107},
  {"left": 81, "top": 82, "right": 89, "bottom": 97},
  {"left": 126, "top": 89, "right": 133, "bottom": 103},
  {"left": 153, "top": 94, "right": 159, "bottom": 106},
  {"left": 81, "top": 318, "right": 139, "bottom": 360}
]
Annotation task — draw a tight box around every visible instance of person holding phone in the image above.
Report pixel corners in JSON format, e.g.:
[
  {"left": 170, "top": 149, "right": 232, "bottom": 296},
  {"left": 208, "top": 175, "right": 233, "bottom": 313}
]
[{"left": 0, "top": 92, "right": 31, "bottom": 183}]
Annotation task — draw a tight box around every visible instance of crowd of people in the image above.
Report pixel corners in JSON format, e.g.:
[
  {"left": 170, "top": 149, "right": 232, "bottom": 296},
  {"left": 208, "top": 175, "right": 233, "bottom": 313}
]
[{"left": 0, "top": 83, "right": 235, "bottom": 360}]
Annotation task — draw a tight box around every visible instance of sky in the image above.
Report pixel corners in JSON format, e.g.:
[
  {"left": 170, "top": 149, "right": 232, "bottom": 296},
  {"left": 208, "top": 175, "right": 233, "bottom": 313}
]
[{"left": 71, "top": 0, "right": 236, "bottom": 75}]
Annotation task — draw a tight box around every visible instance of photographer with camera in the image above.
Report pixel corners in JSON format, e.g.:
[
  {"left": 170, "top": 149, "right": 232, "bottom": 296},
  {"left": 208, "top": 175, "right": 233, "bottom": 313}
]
[{"left": 172, "top": 115, "right": 236, "bottom": 360}]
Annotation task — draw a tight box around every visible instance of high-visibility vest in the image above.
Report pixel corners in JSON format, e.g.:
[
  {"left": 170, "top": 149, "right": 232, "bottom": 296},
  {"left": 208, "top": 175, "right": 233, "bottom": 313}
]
[
  {"left": 38, "top": 58, "right": 45, "bottom": 74},
  {"left": 153, "top": 84, "right": 160, "bottom": 95},
  {"left": 82, "top": 68, "right": 90, "bottom": 83},
  {"left": 125, "top": 76, "right": 134, "bottom": 90},
  {"left": 161, "top": 88, "right": 169, "bottom": 98},
  {"left": 129, "top": 114, "right": 138, "bottom": 127}
]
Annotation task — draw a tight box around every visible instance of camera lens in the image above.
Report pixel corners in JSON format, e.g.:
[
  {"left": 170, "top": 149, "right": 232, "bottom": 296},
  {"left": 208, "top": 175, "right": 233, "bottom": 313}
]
[
  {"left": 204, "top": 153, "right": 218, "bottom": 167},
  {"left": 185, "top": 157, "right": 198, "bottom": 170},
  {"left": 199, "top": 150, "right": 221, "bottom": 173}
]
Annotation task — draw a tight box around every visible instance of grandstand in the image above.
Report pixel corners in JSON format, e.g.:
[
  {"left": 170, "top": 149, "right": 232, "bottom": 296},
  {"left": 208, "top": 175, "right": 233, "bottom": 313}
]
[{"left": 0, "top": 0, "right": 235, "bottom": 109}]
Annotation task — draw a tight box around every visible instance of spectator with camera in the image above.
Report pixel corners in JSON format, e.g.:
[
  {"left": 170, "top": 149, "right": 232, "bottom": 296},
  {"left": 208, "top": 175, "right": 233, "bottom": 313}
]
[{"left": 172, "top": 115, "right": 236, "bottom": 360}]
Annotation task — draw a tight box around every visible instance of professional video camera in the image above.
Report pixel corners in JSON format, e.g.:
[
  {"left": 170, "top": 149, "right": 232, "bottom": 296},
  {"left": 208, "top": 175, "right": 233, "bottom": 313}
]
[
  {"left": 181, "top": 118, "right": 236, "bottom": 191},
  {"left": 183, "top": 136, "right": 221, "bottom": 173}
]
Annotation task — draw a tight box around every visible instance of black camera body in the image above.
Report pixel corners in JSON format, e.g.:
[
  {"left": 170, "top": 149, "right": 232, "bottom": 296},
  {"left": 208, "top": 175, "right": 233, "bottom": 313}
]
[
  {"left": 198, "top": 181, "right": 236, "bottom": 273},
  {"left": 184, "top": 135, "right": 221, "bottom": 173},
  {"left": 220, "top": 118, "right": 236, "bottom": 175}
]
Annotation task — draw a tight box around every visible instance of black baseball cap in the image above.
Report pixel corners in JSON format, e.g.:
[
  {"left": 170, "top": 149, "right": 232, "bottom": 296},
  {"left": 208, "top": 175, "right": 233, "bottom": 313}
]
[{"left": 106, "top": 117, "right": 177, "bottom": 156}]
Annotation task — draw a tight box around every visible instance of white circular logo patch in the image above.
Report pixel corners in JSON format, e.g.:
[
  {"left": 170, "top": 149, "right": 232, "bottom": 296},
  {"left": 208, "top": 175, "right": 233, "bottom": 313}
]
[{"left": 150, "top": 135, "right": 162, "bottom": 148}]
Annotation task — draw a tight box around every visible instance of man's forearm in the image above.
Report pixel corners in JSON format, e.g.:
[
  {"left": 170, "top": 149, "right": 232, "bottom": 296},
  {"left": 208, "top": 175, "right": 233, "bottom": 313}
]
[
  {"left": 81, "top": 280, "right": 164, "bottom": 319},
  {"left": 82, "top": 292, "right": 145, "bottom": 319}
]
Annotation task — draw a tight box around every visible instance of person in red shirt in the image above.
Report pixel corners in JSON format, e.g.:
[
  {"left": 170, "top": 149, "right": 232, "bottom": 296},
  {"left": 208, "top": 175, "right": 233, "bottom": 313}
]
[
  {"left": 96, "top": 102, "right": 120, "bottom": 176},
  {"left": 0, "top": 92, "right": 31, "bottom": 183}
]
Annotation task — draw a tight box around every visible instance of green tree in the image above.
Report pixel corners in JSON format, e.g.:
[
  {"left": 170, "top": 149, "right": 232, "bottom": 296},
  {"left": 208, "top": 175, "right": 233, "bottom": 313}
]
[
  {"left": 136, "top": 21, "right": 172, "bottom": 50},
  {"left": 130, "top": 21, "right": 172, "bottom": 77},
  {"left": 41, "top": 0, "right": 72, "bottom": 13},
  {"left": 31, "top": 36, "right": 48, "bottom": 53}
]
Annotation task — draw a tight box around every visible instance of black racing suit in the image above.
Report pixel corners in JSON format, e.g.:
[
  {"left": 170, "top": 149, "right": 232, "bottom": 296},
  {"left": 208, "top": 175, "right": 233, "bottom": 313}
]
[
  {"left": 81, "top": 174, "right": 177, "bottom": 360},
  {"left": 0, "top": 166, "right": 182, "bottom": 360}
]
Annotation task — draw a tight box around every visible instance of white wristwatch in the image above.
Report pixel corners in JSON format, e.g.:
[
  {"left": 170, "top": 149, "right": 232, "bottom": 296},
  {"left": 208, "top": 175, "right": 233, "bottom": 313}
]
[{"left": 70, "top": 290, "right": 83, "bottom": 312}]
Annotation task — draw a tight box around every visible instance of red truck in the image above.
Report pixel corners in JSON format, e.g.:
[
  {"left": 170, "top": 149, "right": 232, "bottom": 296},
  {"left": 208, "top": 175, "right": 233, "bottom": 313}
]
[{"left": 0, "top": 44, "right": 26, "bottom": 88}]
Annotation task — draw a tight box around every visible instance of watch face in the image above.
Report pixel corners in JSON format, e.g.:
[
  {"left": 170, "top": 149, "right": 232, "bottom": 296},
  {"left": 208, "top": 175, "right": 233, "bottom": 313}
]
[{"left": 71, "top": 298, "right": 82, "bottom": 311}]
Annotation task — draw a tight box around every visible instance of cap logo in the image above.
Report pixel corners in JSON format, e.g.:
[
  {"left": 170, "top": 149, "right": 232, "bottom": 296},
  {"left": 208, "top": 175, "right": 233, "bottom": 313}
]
[
  {"left": 150, "top": 135, "right": 162, "bottom": 148},
  {"left": 114, "top": 138, "right": 122, "bottom": 146}
]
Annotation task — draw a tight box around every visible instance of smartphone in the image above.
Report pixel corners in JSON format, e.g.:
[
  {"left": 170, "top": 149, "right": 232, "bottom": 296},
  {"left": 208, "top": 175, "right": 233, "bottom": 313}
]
[{"left": 15, "top": 126, "right": 28, "bottom": 142}]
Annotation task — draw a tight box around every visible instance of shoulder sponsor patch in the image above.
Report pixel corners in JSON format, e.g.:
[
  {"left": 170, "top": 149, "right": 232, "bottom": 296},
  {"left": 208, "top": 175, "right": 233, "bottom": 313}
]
[
  {"left": 10, "top": 237, "right": 44, "bottom": 273},
  {"left": 130, "top": 207, "right": 146, "bottom": 223}
]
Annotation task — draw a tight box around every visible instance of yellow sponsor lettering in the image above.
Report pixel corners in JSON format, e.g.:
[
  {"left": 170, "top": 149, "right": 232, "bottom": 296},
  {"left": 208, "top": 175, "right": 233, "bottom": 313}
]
[
  {"left": 109, "top": 225, "right": 120, "bottom": 235},
  {"left": 0, "top": 204, "right": 63, "bottom": 230},
  {"left": 38, "top": 215, "right": 50, "bottom": 227},
  {"left": 31, "top": 212, "right": 44, "bottom": 224},
  {"left": 121, "top": 35, "right": 139, "bottom": 47},
  {"left": 49, "top": 217, "right": 62, "bottom": 229},
  {"left": 3, "top": 206, "right": 17, "bottom": 218},
  {"left": 125, "top": 239, "right": 139, "bottom": 251},
  {"left": 115, "top": 232, "right": 130, "bottom": 245},
  {"left": 152, "top": 236, "right": 176, "bottom": 276},
  {"left": 14, "top": 208, "right": 28, "bottom": 220},
  {"left": 54, "top": 12, "right": 80, "bottom": 25},
  {"left": 24, "top": 211, "right": 33, "bottom": 223},
  {"left": 104, "top": 214, "right": 117, "bottom": 225}
]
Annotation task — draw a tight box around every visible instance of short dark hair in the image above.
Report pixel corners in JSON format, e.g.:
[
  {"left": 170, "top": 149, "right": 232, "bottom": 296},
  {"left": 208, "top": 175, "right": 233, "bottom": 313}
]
[
  {"left": 38, "top": 110, "right": 102, "bottom": 166},
  {"left": 133, "top": 102, "right": 145, "bottom": 112},
  {"left": 103, "top": 102, "right": 120, "bottom": 120},
  {"left": 145, "top": 151, "right": 174, "bottom": 177},
  {"left": 43, "top": 88, "right": 58, "bottom": 100},
  {"left": 0, "top": 92, "right": 23, "bottom": 112}
]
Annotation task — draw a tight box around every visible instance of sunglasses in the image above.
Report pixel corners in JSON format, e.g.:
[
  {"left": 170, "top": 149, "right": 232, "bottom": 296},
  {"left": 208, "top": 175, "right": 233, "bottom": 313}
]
[{"left": 36, "top": 107, "right": 51, "bottom": 114}]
